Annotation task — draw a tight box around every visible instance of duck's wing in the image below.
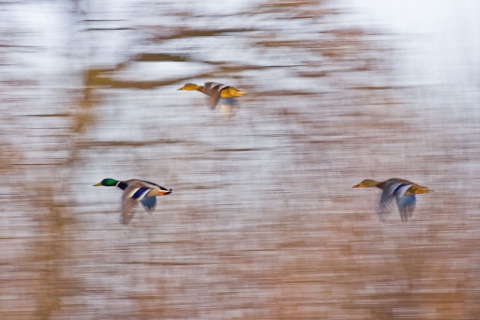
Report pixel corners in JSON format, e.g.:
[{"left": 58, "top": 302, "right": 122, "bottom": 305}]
[
  {"left": 121, "top": 185, "right": 152, "bottom": 224},
  {"left": 204, "top": 82, "right": 228, "bottom": 109},
  {"left": 121, "top": 196, "right": 137, "bottom": 224},
  {"left": 396, "top": 195, "right": 416, "bottom": 222},
  {"left": 391, "top": 184, "right": 416, "bottom": 222},
  {"left": 377, "top": 183, "right": 401, "bottom": 219},
  {"left": 379, "top": 183, "right": 417, "bottom": 222},
  {"left": 141, "top": 196, "right": 157, "bottom": 214},
  {"left": 377, "top": 182, "right": 411, "bottom": 220}
]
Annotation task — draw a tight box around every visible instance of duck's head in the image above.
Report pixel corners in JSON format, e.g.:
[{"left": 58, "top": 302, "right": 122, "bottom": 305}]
[
  {"left": 178, "top": 83, "right": 201, "bottom": 91},
  {"left": 352, "top": 179, "right": 378, "bottom": 188},
  {"left": 94, "top": 178, "right": 119, "bottom": 187}
]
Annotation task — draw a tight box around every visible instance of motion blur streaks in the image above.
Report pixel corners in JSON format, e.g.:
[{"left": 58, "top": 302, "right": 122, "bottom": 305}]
[{"left": 0, "top": 0, "right": 479, "bottom": 319}]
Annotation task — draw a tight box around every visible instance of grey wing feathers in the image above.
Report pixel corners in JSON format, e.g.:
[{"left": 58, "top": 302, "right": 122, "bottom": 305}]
[
  {"left": 141, "top": 196, "right": 157, "bottom": 214},
  {"left": 120, "top": 184, "right": 149, "bottom": 224},
  {"left": 378, "top": 183, "right": 416, "bottom": 222},
  {"left": 396, "top": 194, "right": 416, "bottom": 222},
  {"left": 121, "top": 195, "right": 138, "bottom": 224},
  {"left": 392, "top": 184, "right": 416, "bottom": 222},
  {"left": 204, "top": 82, "right": 228, "bottom": 109},
  {"left": 118, "top": 179, "right": 170, "bottom": 223},
  {"left": 378, "top": 183, "right": 401, "bottom": 218}
]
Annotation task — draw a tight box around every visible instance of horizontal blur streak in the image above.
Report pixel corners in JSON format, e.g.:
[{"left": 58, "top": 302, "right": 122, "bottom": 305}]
[{"left": 0, "top": 0, "right": 479, "bottom": 319}]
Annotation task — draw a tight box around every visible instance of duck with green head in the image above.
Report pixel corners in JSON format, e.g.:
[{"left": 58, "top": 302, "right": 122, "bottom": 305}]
[
  {"left": 353, "top": 178, "right": 432, "bottom": 222},
  {"left": 178, "top": 82, "right": 247, "bottom": 111},
  {"left": 94, "top": 178, "right": 172, "bottom": 224}
]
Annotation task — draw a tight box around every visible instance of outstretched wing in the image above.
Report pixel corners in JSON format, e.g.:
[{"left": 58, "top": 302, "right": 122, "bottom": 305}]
[
  {"left": 378, "top": 183, "right": 401, "bottom": 219},
  {"left": 204, "top": 82, "right": 228, "bottom": 109},
  {"left": 121, "top": 186, "right": 152, "bottom": 224},
  {"left": 379, "top": 183, "right": 417, "bottom": 222},
  {"left": 141, "top": 196, "right": 157, "bottom": 214},
  {"left": 391, "top": 184, "right": 415, "bottom": 222},
  {"left": 396, "top": 195, "right": 416, "bottom": 222},
  {"left": 121, "top": 196, "right": 138, "bottom": 224}
]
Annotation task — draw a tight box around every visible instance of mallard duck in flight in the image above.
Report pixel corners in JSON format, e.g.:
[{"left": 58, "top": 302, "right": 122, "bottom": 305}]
[
  {"left": 94, "top": 178, "right": 172, "bottom": 224},
  {"left": 177, "top": 82, "right": 247, "bottom": 110},
  {"left": 353, "top": 178, "right": 432, "bottom": 222}
]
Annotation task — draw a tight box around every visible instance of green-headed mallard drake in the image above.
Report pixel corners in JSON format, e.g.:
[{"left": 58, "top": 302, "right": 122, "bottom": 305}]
[
  {"left": 94, "top": 178, "right": 172, "bottom": 224},
  {"left": 178, "top": 82, "right": 247, "bottom": 110},
  {"left": 353, "top": 178, "right": 432, "bottom": 222}
]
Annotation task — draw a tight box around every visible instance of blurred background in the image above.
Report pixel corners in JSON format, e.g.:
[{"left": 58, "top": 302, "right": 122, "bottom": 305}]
[{"left": 1, "top": 0, "right": 479, "bottom": 319}]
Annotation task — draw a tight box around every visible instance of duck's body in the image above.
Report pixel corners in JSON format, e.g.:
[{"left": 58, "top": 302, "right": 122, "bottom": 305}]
[
  {"left": 94, "top": 178, "right": 172, "bottom": 224},
  {"left": 353, "top": 178, "right": 432, "bottom": 222},
  {"left": 178, "top": 82, "right": 246, "bottom": 110}
]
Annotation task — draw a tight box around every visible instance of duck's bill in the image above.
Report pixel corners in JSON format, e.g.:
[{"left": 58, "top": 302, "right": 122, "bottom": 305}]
[
  {"left": 158, "top": 189, "right": 173, "bottom": 195},
  {"left": 352, "top": 184, "right": 361, "bottom": 188},
  {"left": 93, "top": 182, "right": 102, "bottom": 186}
]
